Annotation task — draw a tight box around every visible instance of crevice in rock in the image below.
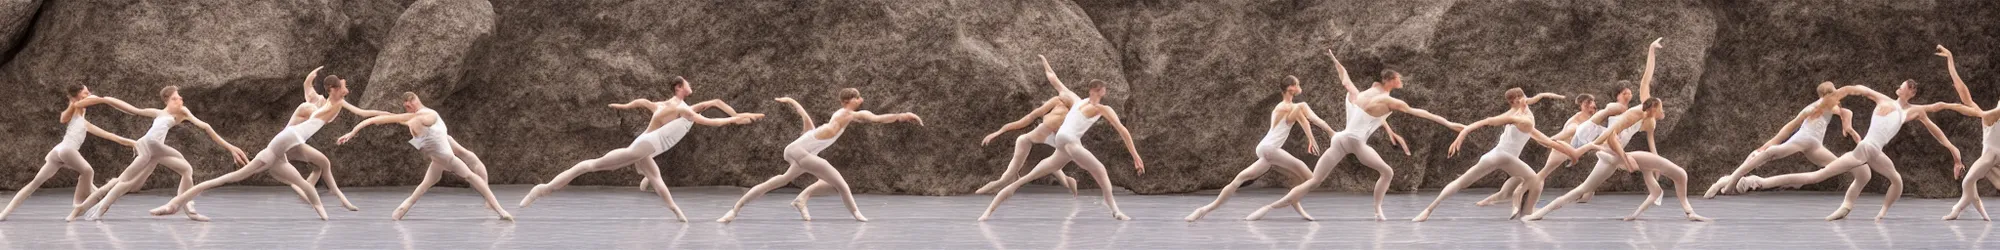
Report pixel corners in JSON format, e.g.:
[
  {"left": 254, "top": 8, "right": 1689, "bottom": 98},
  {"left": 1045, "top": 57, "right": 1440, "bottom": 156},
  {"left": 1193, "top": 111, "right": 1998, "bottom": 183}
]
[{"left": 0, "top": 0, "right": 49, "bottom": 69}]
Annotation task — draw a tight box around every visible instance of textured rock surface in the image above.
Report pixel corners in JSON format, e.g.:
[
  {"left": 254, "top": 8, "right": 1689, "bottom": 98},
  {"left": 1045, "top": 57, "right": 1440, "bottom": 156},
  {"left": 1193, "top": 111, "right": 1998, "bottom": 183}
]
[{"left": 2, "top": 0, "right": 1997, "bottom": 198}]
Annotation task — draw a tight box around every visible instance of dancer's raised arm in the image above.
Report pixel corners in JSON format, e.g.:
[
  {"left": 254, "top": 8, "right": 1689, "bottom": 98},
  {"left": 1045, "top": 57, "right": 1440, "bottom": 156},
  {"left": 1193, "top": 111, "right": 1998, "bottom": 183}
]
[
  {"left": 301, "top": 66, "right": 324, "bottom": 103},
  {"left": 1327, "top": 50, "right": 1362, "bottom": 100},
  {"left": 1638, "top": 38, "right": 1662, "bottom": 101},
  {"left": 1100, "top": 106, "right": 1144, "bottom": 174},
  {"left": 773, "top": 97, "right": 815, "bottom": 132},
  {"left": 1938, "top": 45, "right": 1979, "bottom": 109},
  {"left": 1591, "top": 111, "right": 1648, "bottom": 171},
  {"left": 609, "top": 98, "right": 659, "bottom": 112},
  {"left": 688, "top": 99, "right": 740, "bottom": 116},
  {"left": 85, "top": 122, "right": 135, "bottom": 147},
  {"left": 184, "top": 112, "right": 248, "bottom": 165},
  {"left": 1909, "top": 103, "right": 1966, "bottom": 177},
  {"left": 982, "top": 99, "right": 1064, "bottom": 145},
  {"left": 1040, "top": 55, "right": 1078, "bottom": 101}
]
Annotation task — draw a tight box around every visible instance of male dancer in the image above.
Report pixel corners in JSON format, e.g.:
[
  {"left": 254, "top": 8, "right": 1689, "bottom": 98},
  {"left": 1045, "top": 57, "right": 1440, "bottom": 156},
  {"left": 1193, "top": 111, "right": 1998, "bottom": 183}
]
[{"left": 518, "top": 77, "right": 763, "bottom": 222}]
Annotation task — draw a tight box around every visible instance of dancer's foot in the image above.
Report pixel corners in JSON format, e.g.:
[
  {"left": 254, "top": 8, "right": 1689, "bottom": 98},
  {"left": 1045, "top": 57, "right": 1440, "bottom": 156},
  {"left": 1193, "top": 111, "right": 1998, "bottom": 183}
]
[
  {"left": 1704, "top": 176, "right": 1736, "bottom": 198},
  {"left": 1242, "top": 206, "right": 1273, "bottom": 221},
  {"left": 1060, "top": 174, "right": 1079, "bottom": 197},
  {"left": 1112, "top": 212, "right": 1130, "bottom": 221},
  {"left": 392, "top": 206, "right": 411, "bottom": 221},
  {"left": 1736, "top": 175, "right": 1764, "bottom": 193},
  {"left": 186, "top": 212, "right": 210, "bottom": 222},
  {"left": 1686, "top": 213, "right": 1710, "bottom": 222},
  {"left": 1825, "top": 206, "right": 1852, "bottom": 221},
  {"left": 851, "top": 212, "right": 869, "bottom": 222},
  {"left": 717, "top": 210, "right": 739, "bottom": 223},
  {"left": 974, "top": 179, "right": 1008, "bottom": 194},
  {"left": 791, "top": 198, "right": 812, "bottom": 221},
  {"left": 518, "top": 184, "right": 553, "bottom": 208},
  {"left": 1185, "top": 207, "right": 1210, "bottom": 222},
  {"left": 148, "top": 205, "right": 178, "bottom": 216}
]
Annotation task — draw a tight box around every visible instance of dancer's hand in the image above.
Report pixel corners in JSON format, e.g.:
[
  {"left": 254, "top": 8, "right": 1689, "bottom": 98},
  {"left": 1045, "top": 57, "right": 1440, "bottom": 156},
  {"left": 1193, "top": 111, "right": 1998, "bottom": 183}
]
[
  {"left": 1954, "top": 161, "right": 1966, "bottom": 179},
  {"left": 732, "top": 113, "right": 765, "bottom": 124},
  {"left": 115, "top": 138, "right": 135, "bottom": 147},
  {"left": 1446, "top": 140, "right": 1462, "bottom": 158},
  {"left": 1623, "top": 157, "right": 1641, "bottom": 172},
  {"left": 1936, "top": 45, "right": 1953, "bottom": 57},
  {"left": 227, "top": 146, "right": 249, "bottom": 166},
  {"left": 1446, "top": 123, "right": 1467, "bottom": 132},
  {"left": 981, "top": 132, "right": 1003, "bottom": 146},
  {"left": 1650, "top": 38, "right": 1664, "bottom": 49},
  {"left": 904, "top": 113, "right": 925, "bottom": 126},
  {"left": 1391, "top": 134, "right": 1411, "bottom": 156},
  {"left": 1306, "top": 142, "right": 1321, "bottom": 155},
  {"left": 336, "top": 133, "right": 357, "bottom": 145},
  {"left": 307, "top": 66, "right": 324, "bottom": 78},
  {"left": 1132, "top": 159, "right": 1145, "bottom": 175}
]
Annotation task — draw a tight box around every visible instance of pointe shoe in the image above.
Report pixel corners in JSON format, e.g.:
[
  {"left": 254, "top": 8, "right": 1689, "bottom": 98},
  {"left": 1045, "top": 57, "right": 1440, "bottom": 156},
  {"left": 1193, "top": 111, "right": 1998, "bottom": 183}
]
[
  {"left": 342, "top": 202, "right": 360, "bottom": 211},
  {"left": 977, "top": 213, "right": 993, "bottom": 222},
  {"left": 717, "top": 211, "right": 739, "bottom": 223},
  {"left": 852, "top": 213, "right": 869, "bottom": 222},
  {"left": 1736, "top": 175, "right": 1764, "bottom": 193},
  {"left": 1060, "top": 175, "right": 1079, "bottom": 197},
  {"left": 518, "top": 184, "right": 553, "bottom": 208},
  {"left": 148, "top": 205, "right": 178, "bottom": 216},
  {"left": 392, "top": 207, "right": 411, "bottom": 221},
  {"left": 1686, "top": 213, "right": 1710, "bottom": 222},
  {"left": 1944, "top": 213, "right": 1959, "bottom": 221},
  {"left": 1112, "top": 212, "right": 1130, "bottom": 221},
  {"left": 792, "top": 199, "right": 812, "bottom": 221},
  {"left": 187, "top": 212, "right": 210, "bottom": 222},
  {"left": 1184, "top": 209, "right": 1208, "bottom": 222},
  {"left": 1825, "top": 207, "right": 1852, "bottom": 221},
  {"left": 1704, "top": 176, "right": 1735, "bottom": 198}
]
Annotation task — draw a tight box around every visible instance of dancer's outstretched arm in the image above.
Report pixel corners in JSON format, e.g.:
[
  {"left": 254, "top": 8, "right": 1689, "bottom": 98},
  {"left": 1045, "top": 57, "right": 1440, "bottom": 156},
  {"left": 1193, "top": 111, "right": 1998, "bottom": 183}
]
[
  {"left": 609, "top": 99, "right": 660, "bottom": 112},
  {"left": 773, "top": 97, "right": 815, "bottom": 132},
  {"left": 335, "top": 113, "right": 422, "bottom": 144},
  {"left": 1836, "top": 107, "right": 1861, "bottom": 143},
  {"left": 340, "top": 102, "right": 396, "bottom": 118},
  {"left": 1100, "top": 107, "right": 1144, "bottom": 174},
  {"left": 1445, "top": 116, "right": 1504, "bottom": 157},
  {"left": 1526, "top": 122, "right": 1582, "bottom": 163},
  {"left": 688, "top": 99, "right": 740, "bottom": 116},
  {"left": 1039, "top": 55, "right": 1078, "bottom": 101},
  {"left": 72, "top": 96, "right": 149, "bottom": 117},
  {"left": 1523, "top": 93, "right": 1565, "bottom": 106},
  {"left": 1638, "top": 38, "right": 1662, "bottom": 101},
  {"left": 1838, "top": 85, "right": 1892, "bottom": 103},
  {"left": 1937, "top": 103, "right": 1988, "bottom": 118},
  {"left": 185, "top": 112, "right": 248, "bottom": 165},
  {"left": 1910, "top": 103, "right": 1965, "bottom": 177},
  {"left": 1938, "top": 45, "right": 1979, "bottom": 110},
  {"left": 1386, "top": 98, "right": 1464, "bottom": 131},
  {"left": 982, "top": 99, "right": 1063, "bottom": 145},
  {"left": 679, "top": 108, "right": 762, "bottom": 127},
  {"left": 1642, "top": 116, "right": 1660, "bottom": 153},
  {"left": 1379, "top": 119, "right": 1411, "bottom": 155},
  {"left": 1291, "top": 105, "right": 1321, "bottom": 155},
  {"left": 852, "top": 110, "right": 924, "bottom": 125},
  {"left": 1327, "top": 50, "right": 1362, "bottom": 100},
  {"left": 85, "top": 122, "right": 135, "bottom": 147}
]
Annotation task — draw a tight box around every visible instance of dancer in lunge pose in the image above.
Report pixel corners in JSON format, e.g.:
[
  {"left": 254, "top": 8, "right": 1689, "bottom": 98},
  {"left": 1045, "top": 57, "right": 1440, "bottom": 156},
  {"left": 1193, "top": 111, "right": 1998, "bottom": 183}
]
[
  {"left": 1185, "top": 76, "right": 1337, "bottom": 221},
  {"left": 1411, "top": 88, "right": 1581, "bottom": 222},
  {"left": 1705, "top": 81, "right": 1862, "bottom": 198},
  {"left": 978, "top": 78, "right": 1144, "bottom": 221},
  {"left": 518, "top": 77, "right": 763, "bottom": 222},
  {"left": 1932, "top": 45, "right": 2000, "bottom": 221},
  {"left": 1478, "top": 38, "right": 1666, "bottom": 207},
  {"left": 1, "top": 85, "right": 137, "bottom": 221},
  {"left": 974, "top": 55, "right": 1089, "bottom": 195},
  {"left": 70, "top": 86, "right": 251, "bottom": 221},
  {"left": 1244, "top": 50, "right": 1459, "bottom": 221},
  {"left": 717, "top": 88, "right": 923, "bottom": 222},
  {"left": 334, "top": 91, "right": 514, "bottom": 221},
  {"left": 1521, "top": 98, "right": 1710, "bottom": 222},
  {"left": 148, "top": 74, "right": 353, "bottom": 221},
  {"left": 1738, "top": 82, "right": 1961, "bottom": 221}
]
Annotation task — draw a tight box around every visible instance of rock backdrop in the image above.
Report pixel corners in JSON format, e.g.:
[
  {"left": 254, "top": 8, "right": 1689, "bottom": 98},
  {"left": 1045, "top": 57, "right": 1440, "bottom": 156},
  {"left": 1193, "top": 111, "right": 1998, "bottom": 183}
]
[{"left": 2, "top": 0, "right": 1996, "bottom": 198}]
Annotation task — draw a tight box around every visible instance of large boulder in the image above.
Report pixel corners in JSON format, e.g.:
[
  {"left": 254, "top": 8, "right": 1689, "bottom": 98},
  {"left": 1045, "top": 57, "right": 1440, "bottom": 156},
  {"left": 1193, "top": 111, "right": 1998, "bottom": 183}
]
[{"left": 0, "top": 0, "right": 37, "bottom": 60}]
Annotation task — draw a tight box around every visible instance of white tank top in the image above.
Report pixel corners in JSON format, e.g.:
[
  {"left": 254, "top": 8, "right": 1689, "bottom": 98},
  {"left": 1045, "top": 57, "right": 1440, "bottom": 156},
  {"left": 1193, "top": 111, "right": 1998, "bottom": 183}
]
[
  {"left": 1859, "top": 104, "right": 1906, "bottom": 147},
  {"left": 792, "top": 109, "right": 849, "bottom": 154},
  {"left": 1260, "top": 110, "right": 1295, "bottom": 146},
  {"left": 1568, "top": 120, "right": 1605, "bottom": 148},
  {"left": 1343, "top": 98, "right": 1388, "bottom": 138},
  {"left": 57, "top": 113, "right": 90, "bottom": 149},
  {"left": 1983, "top": 120, "right": 2000, "bottom": 151},
  {"left": 140, "top": 115, "right": 176, "bottom": 142},
  {"left": 290, "top": 118, "right": 328, "bottom": 142},
  {"left": 406, "top": 109, "right": 452, "bottom": 150},
  {"left": 1788, "top": 101, "right": 1832, "bottom": 143},
  {"left": 641, "top": 118, "right": 694, "bottom": 153},
  {"left": 1049, "top": 98, "right": 1102, "bottom": 145},
  {"left": 1490, "top": 124, "right": 1532, "bottom": 156}
]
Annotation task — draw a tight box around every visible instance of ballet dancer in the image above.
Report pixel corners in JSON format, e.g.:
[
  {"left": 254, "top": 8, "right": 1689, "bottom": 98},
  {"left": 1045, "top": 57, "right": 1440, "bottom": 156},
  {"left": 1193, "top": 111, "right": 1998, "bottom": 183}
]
[
  {"left": 285, "top": 67, "right": 360, "bottom": 211},
  {"left": 1934, "top": 45, "right": 2000, "bottom": 221},
  {"left": 1704, "top": 81, "right": 1862, "bottom": 198},
  {"left": 974, "top": 55, "right": 1088, "bottom": 195},
  {"left": 1411, "top": 88, "right": 1581, "bottom": 222},
  {"left": 1738, "top": 82, "right": 1961, "bottom": 221},
  {"left": 1521, "top": 98, "right": 1711, "bottom": 221},
  {"left": 715, "top": 88, "right": 923, "bottom": 223},
  {"left": 0, "top": 86, "right": 138, "bottom": 221},
  {"left": 147, "top": 74, "right": 353, "bottom": 221},
  {"left": 334, "top": 92, "right": 514, "bottom": 220},
  {"left": 1184, "top": 76, "right": 1337, "bottom": 221},
  {"left": 1243, "top": 50, "right": 1459, "bottom": 221},
  {"left": 70, "top": 86, "right": 252, "bottom": 221},
  {"left": 978, "top": 78, "right": 1144, "bottom": 221},
  {"left": 1478, "top": 38, "right": 1665, "bottom": 207},
  {"left": 517, "top": 77, "right": 764, "bottom": 222}
]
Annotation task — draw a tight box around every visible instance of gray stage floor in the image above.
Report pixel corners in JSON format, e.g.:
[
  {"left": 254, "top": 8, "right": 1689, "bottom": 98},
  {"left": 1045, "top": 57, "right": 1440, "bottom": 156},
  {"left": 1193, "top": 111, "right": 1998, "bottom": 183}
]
[{"left": 1, "top": 184, "right": 1996, "bottom": 249}]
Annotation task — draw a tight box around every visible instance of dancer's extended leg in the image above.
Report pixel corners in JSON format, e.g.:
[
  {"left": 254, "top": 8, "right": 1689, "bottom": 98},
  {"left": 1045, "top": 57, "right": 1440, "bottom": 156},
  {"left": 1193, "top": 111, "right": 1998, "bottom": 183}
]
[
  {"left": 1707, "top": 142, "right": 1810, "bottom": 198},
  {"left": 521, "top": 145, "right": 653, "bottom": 207},
  {"left": 1750, "top": 150, "right": 1871, "bottom": 220},
  {"left": 1062, "top": 143, "right": 1129, "bottom": 220},
  {"left": 978, "top": 151, "right": 1072, "bottom": 221},
  {"left": 978, "top": 136, "right": 1077, "bottom": 195},
  {"left": 392, "top": 162, "right": 444, "bottom": 221},
  {"left": 631, "top": 158, "right": 687, "bottom": 221},
  {"left": 1524, "top": 154, "right": 1621, "bottom": 221},
  {"left": 1863, "top": 151, "right": 1902, "bottom": 221},
  {"left": 1947, "top": 152, "right": 1998, "bottom": 220},
  {"left": 718, "top": 148, "right": 812, "bottom": 223},
  {"left": 1414, "top": 156, "right": 1537, "bottom": 222},
  {"left": 0, "top": 152, "right": 81, "bottom": 220},
  {"left": 788, "top": 155, "right": 867, "bottom": 222},
  {"left": 1244, "top": 137, "right": 1356, "bottom": 221},
  {"left": 290, "top": 146, "right": 356, "bottom": 211}
]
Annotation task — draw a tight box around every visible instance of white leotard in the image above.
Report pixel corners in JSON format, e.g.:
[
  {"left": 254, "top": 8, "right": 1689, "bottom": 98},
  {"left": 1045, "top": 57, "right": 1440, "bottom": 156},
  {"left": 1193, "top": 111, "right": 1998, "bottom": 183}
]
[
  {"left": 634, "top": 118, "right": 694, "bottom": 156},
  {"left": 1858, "top": 104, "right": 1906, "bottom": 148},
  {"left": 791, "top": 109, "right": 850, "bottom": 155},
  {"left": 1340, "top": 98, "right": 1388, "bottom": 139},
  {"left": 1046, "top": 98, "right": 1101, "bottom": 146},
  {"left": 1567, "top": 120, "right": 1605, "bottom": 148},
  {"left": 55, "top": 113, "right": 90, "bottom": 150},
  {"left": 291, "top": 118, "right": 328, "bottom": 142},
  {"left": 1610, "top": 106, "right": 1644, "bottom": 148},
  {"left": 139, "top": 115, "right": 176, "bottom": 142},
  {"left": 1786, "top": 100, "right": 1833, "bottom": 144},
  {"left": 266, "top": 118, "right": 328, "bottom": 152},
  {"left": 1983, "top": 120, "right": 2000, "bottom": 152},
  {"left": 406, "top": 109, "right": 453, "bottom": 155},
  {"left": 1258, "top": 118, "right": 1294, "bottom": 148},
  {"left": 1489, "top": 124, "right": 1532, "bottom": 156}
]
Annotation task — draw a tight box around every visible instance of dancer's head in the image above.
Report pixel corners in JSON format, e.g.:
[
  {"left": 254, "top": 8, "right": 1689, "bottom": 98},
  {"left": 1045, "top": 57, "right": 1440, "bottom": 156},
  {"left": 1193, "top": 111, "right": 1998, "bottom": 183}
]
[
  {"left": 1895, "top": 80, "right": 1916, "bottom": 100},
  {"left": 1813, "top": 81, "right": 1842, "bottom": 111},
  {"left": 64, "top": 85, "right": 90, "bottom": 102},
  {"left": 1615, "top": 80, "right": 1634, "bottom": 104},
  {"left": 400, "top": 92, "right": 423, "bottom": 112},
  {"left": 160, "top": 86, "right": 182, "bottom": 108},
  {"left": 1282, "top": 76, "right": 1302, "bottom": 97},
  {"left": 323, "top": 75, "right": 348, "bottom": 98},
  {"left": 1378, "top": 70, "right": 1403, "bottom": 89},
  {"left": 671, "top": 76, "right": 692, "bottom": 98},
  {"left": 1642, "top": 98, "right": 1665, "bottom": 118},
  {"left": 837, "top": 88, "right": 863, "bottom": 109},
  {"left": 1080, "top": 79, "right": 1107, "bottom": 100},
  {"left": 1504, "top": 88, "right": 1527, "bottom": 108},
  {"left": 1574, "top": 94, "right": 1597, "bottom": 113}
]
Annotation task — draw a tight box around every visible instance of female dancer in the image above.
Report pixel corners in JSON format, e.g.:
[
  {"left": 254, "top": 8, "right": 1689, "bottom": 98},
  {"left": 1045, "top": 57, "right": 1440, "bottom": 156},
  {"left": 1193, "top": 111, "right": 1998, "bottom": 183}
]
[
  {"left": 1478, "top": 38, "right": 1665, "bottom": 207},
  {"left": 974, "top": 55, "right": 1085, "bottom": 195},
  {"left": 1738, "top": 82, "right": 1961, "bottom": 221},
  {"left": 286, "top": 67, "right": 359, "bottom": 211},
  {"left": 147, "top": 74, "right": 352, "bottom": 221},
  {"left": 334, "top": 92, "right": 513, "bottom": 221},
  {"left": 1704, "top": 82, "right": 1862, "bottom": 198},
  {"left": 0, "top": 85, "right": 137, "bottom": 221},
  {"left": 518, "top": 77, "right": 764, "bottom": 222},
  {"left": 1476, "top": 94, "right": 1603, "bottom": 207},
  {"left": 70, "top": 86, "right": 252, "bottom": 221},
  {"left": 1184, "top": 76, "right": 1336, "bottom": 221},
  {"left": 1244, "top": 51, "right": 1459, "bottom": 221},
  {"left": 1521, "top": 98, "right": 1710, "bottom": 221},
  {"left": 978, "top": 79, "right": 1144, "bottom": 221},
  {"left": 716, "top": 88, "right": 923, "bottom": 222},
  {"left": 1934, "top": 45, "right": 2000, "bottom": 220},
  {"left": 1411, "top": 88, "right": 1581, "bottom": 222}
]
